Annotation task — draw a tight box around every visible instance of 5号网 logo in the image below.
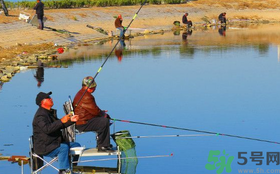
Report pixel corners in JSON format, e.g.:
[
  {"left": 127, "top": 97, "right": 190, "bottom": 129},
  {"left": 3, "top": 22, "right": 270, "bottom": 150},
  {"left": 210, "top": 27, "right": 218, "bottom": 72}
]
[{"left": 205, "top": 150, "right": 234, "bottom": 174}]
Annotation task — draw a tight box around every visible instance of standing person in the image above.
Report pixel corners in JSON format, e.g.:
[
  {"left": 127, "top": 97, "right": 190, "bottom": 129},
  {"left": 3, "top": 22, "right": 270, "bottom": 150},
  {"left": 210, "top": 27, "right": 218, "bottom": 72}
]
[
  {"left": 115, "top": 14, "right": 124, "bottom": 39},
  {"left": 73, "top": 76, "right": 113, "bottom": 152},
  {"left": 32, "top": 91, "right": 81, "bottom": 174},
  {"left": 182, "top": 13, "right": 193, "bottom": 28},
  {"left": 218, "top": 12, "right": 227, "bottom": 24},
  {"left": 33, "top": 0, "right": 44, "bottom": 30}
]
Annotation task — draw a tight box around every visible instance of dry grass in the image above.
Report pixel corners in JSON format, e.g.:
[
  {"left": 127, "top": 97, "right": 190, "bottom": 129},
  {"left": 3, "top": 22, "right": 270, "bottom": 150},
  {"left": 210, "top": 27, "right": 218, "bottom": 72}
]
[
  {"left": 0, "top": 10, "right": 21, "bottom": 24},
  {"left": 45, "top": 15, "right": 55, "bottom": 22},
  {"left": 0, "top": 43, "right": 54, "bottom": 60},
  {"left": 79, "top": 13, "right": 87, "bottom": 18}
]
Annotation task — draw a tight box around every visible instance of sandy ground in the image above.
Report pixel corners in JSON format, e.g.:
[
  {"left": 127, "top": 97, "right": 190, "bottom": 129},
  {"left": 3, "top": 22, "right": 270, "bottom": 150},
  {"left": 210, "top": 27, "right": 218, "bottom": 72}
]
[{"left": 1, "top": 2, "right": 280, "bottom": 59}]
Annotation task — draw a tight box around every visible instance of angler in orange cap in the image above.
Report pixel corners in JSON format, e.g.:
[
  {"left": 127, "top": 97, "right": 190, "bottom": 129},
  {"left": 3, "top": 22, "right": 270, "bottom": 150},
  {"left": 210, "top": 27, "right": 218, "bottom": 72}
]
[{"left": 33, "top": 91, "right": 81, "bottom": 174}]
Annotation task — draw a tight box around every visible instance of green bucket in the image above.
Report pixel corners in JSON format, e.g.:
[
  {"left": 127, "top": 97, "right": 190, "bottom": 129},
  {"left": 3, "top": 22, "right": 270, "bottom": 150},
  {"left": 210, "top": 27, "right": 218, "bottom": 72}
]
[{"left": 111, "top": 130, "right": 135, "bottom": 151}]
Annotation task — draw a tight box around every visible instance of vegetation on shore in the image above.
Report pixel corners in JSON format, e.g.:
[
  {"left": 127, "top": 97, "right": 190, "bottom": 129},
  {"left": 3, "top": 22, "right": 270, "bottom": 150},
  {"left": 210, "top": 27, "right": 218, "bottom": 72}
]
[
  {"left": 1, "top": 0, "right": 280, "bottom": 10},
  {"left": 2, "top": 0, "right": 182, "bottom": 9}
]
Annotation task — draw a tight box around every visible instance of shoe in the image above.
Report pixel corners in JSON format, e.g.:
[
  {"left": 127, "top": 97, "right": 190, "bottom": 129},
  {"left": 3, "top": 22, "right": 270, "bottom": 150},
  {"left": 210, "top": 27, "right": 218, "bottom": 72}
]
[{"left": 98, "top": 146, "right": 114, "bottom": 152}]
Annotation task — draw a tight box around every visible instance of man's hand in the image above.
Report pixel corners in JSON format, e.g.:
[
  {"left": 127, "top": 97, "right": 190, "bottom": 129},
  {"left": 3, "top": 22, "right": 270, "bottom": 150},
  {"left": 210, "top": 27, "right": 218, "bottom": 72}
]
[
  {"left": 61, "top": 114, "right": 71, "bottom": 123},
  {"left": 70, "top": 115, "right": 79, "bottom": 122}
]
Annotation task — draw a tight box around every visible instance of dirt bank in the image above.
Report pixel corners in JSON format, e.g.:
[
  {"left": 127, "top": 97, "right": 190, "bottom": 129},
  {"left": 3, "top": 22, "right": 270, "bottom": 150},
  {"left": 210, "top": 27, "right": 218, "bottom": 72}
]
[{"left": 1, "top": 1, "right": 280, "bottom": 63}]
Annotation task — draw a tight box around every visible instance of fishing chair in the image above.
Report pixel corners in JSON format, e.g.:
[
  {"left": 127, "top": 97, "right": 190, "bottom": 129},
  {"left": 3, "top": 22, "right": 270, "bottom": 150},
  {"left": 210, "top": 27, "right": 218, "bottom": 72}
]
[{"left": 29, "top": 136, "right": 59, "bottom": 174}]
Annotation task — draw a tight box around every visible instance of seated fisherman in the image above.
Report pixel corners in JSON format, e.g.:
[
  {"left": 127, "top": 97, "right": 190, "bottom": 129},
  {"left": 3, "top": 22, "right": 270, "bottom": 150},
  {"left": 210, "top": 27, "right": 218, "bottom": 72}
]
[
  {"left": 218, "top": 12, "right": 227, "bottom": 24},
  {"left": 73, "top": 76, "right": 113, "bottom": 152},
  {"left": 32, "top": 91, "right": 81, "bottom": 174},
  {"left": 182, "top": 13, "right": 193, "bottom": 28}
]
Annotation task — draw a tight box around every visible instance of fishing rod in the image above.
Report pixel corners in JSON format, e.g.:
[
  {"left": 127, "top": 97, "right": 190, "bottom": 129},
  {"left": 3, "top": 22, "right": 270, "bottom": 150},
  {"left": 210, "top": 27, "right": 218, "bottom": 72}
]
[
  {"left": 74, "top": 0, "right": 148, "bottom": 108},
  {"left": 73, "top": 153, "right": 173, "bottom": 163},
  {"left": 116, "top": 134, "right": 215, "bottom": 139},
  {"left": 123, "top": 0, "right": 147, "bottom": 35},
  {"left": 112, "top": 118, "right": 280, "bottom": 145}
]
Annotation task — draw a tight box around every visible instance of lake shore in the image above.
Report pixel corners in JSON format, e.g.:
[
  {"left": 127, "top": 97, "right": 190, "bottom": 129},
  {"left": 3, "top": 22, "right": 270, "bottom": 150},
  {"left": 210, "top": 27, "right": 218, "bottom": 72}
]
[
  {"left": 2, "top": 3, "right": 280, "bottom": 49},
  {"left": 1, "top": 2, "right": 280, "bottom": 82}
]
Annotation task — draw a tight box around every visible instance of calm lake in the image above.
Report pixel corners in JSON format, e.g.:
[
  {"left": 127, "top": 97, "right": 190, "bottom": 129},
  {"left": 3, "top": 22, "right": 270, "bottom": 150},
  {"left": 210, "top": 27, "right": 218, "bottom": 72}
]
[{"left": 1, "top": 24, "right": 280, "bottom": 174}]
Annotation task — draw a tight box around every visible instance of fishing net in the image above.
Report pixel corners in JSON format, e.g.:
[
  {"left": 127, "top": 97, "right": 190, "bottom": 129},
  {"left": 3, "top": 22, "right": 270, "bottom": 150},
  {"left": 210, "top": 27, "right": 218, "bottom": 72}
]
[{"left": 111, "top": 130, "right": 135, "bottom": 151}]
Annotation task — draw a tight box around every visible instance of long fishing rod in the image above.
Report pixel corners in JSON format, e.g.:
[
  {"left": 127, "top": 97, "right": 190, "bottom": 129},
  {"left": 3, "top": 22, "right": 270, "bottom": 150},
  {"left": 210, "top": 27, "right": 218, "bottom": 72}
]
[
  {"left": 73, "top": 153, "right": 173, "bottom": 163},
  {"left": 116, "top": 134, "right": 215, "bottom": 139},
  {"left": 112, "top": 118, "right": 280, "bottom": 145},
  {"left": 123, "top": 0, "right": 147, "bottom": 35},
  {"left": 74, "top": 0, "right": 148, "bottom": 108}
]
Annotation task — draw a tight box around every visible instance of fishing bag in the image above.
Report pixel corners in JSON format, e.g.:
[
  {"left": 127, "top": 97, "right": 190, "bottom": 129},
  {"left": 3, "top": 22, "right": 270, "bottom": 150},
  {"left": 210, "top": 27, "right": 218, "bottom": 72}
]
[{"left": 111, "top": 130, "right": 135, "bottom": 151}]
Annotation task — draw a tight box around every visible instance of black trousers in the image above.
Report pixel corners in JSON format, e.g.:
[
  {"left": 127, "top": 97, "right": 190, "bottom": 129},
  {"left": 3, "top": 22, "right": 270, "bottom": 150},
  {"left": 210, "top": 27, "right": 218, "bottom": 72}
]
[
  {"left": 185, "top": 21, "right": 192, "bottom": 27},
  {"left": 76, "top": 117, "right": 110, "bottom": 148},
  {"left": 220, "top": 18, "right": 226, "bottom": 24}
]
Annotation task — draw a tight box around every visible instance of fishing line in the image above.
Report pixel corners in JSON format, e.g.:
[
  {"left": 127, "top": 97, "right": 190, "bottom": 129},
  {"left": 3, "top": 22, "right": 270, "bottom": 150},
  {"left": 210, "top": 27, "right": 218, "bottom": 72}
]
[
  {"left": 73, "top": 153, "right": 173, "bottom": 163},
  {"left": 74, "top": 0, "right": 148, "bottom": 108},
  {"left": 112, "top": 118, "right": 280, "bottom": 145}
]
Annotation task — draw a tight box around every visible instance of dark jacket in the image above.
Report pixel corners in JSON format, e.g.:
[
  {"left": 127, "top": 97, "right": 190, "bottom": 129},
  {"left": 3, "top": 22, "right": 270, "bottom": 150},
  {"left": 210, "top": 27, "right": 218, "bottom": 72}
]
[
  {"left": 73, "top": 88, "right": 104, "bottom": 125},
  {"left": 115, "top": 17, "right": 123, "bottom": 28},
  {"left": 219, "top": 13, "right": 225, "bottom": 21},
  {"left": 182, "top": 15, "right": 188, "bottom": 24},
  {"left": 32, "top": 107, "right": 72, "bottom": 155},
  {"left": 33, "top": 1, "right": 44, "bottom": 19}
]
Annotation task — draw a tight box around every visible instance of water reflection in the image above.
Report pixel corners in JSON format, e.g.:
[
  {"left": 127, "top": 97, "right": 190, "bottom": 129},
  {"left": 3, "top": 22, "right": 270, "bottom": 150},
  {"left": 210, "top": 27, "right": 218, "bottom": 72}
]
[
  {"left": 182, "top": 29, "right": 193, "bottom": 41},
  {"left": 1, "top": 24, "right": 280, "bottom": 174},
  {"left": 218, "top": 26, "right": 226, "bottom": 36},
  {"left": 254, "top": 44, "right": 269, "bottom": 56},
  {"left": 115, "top": 40, "right": 126, "bottom": 62},
  {"left": 34, "top": 60, "right": 44, "bottom": 87},
  {"left": 0, "top": 81, "right": 3, "bottom": 91},
  {"left": 73, "top": 166, "right": 120, "bottom": 174},
  {"left": 180, "top": 30, "right": 194, "bottom": 57}
]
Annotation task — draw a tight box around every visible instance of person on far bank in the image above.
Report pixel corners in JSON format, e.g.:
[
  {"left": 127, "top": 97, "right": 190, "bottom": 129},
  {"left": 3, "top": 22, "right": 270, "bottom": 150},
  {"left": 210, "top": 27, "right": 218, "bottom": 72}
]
[
  {"left": 218, "top": 12, "right": 227, "bottom": 24},
  {"left": 32, "top": 91, "right": 81, "bottom": 174},
  {"left": 182, "top": 13, "right": 193, "bottom": 28},
  {"left": 115, "top": 14, "right": 125, "bottom": 39},
  {"left": 33, "top": 0, "right": 44, "bottom": 30},
  {"left": 73, "top": 76, "right": 113, "bottom": 152}
]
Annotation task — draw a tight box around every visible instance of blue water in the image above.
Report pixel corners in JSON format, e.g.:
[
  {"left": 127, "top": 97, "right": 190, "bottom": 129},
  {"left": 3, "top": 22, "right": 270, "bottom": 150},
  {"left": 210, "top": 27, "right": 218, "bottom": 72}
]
[{"left": 0, "top": 28, "right": 280, "bottom": 174}]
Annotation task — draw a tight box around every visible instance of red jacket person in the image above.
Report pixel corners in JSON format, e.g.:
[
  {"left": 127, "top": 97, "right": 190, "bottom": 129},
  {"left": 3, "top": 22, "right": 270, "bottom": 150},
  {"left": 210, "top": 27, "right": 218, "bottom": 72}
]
[{"left": 73, "top": 76, "right": 113, "bottom": 152}]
